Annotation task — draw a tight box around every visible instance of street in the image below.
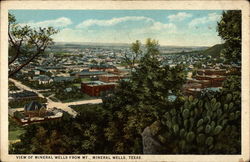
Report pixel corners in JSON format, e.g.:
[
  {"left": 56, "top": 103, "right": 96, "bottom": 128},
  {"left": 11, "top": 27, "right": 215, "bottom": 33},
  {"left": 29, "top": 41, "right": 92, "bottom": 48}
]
[{"left": 9, "top": 78, "right": 103, "bottom": 117}]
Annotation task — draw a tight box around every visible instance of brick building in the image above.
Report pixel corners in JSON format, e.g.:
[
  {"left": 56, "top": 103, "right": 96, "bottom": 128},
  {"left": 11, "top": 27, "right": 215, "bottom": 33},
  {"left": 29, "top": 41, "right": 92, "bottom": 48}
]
[
  {"left": 183, "top": 68, "right": 227, "bottom": 96},
  {"left": 89, "top": 64, "right": 117, "bottom": 72},
  {"left": 81, "top": 81, "right": 117, "bottom": 96},
  {"left": 195, "top": 75, "right": 226, "bottom": 87},
  {"left": 197, "top": 69, "right": 227, "bottom": 76},
  {"left": 71, "top": 70, "right": 107, "bottom": 78},
  {"left": 98, "top": 74, "right": 124, "bottom": 83}
]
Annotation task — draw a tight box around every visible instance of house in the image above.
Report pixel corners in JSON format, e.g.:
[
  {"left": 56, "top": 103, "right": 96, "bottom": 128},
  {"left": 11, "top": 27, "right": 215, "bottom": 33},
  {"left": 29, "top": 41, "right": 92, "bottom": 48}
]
[
  {"left": 65, "top": 87, "right": 73, "bottom": 92},
  {"left": 71, "top": 69, "right": 107, "bottom": 78},
  {"left": 185, "top": 88, "right": 202, "bottom": 96},
  {"left": 109, "top": 67, "right": 130, "bottom": 76},
  {"left": 53, "top": 76, "right": 76, "bottom": 82},
  {"left": 195, "top": 75, "right": 226, "bottom": 87},
  {"left": 81, "top": 81, "right": 117, "bottom": 96},
  {"left": 88, "top": 64, "right": 117, "bottom": 72},
  {"left": 33, "top": 75, "right": 53, "bottom": 84},
  {"left": 183, "top": 67, "right": 227, "bottom": 96},
  {"left": 9, "top": 91, "right": 39, "bottom": 102},
  {"left": 36, "top": 67, "right": 48, "bottom": 75},
  {"left": 98, "top": 74, "right": 124, "bottom": 83},
  {"left": 197, "top": 69, "right": 227, "bottom": 76},
  {"left": 24, "top": 101, "right": 47, "bottom": 117},
  {"left": 44, "top": 66, "right": 66, "bottom": 73}
]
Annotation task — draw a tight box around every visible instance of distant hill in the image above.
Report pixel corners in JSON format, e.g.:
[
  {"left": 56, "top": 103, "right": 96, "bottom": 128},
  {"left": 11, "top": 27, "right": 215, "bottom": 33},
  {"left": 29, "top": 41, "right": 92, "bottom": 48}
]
[
  {"left": 201, "top": 44, "right": 225, "bottom": 58},
  {"left": 55, "top": 42, "right": 209, "bottom": 49}
]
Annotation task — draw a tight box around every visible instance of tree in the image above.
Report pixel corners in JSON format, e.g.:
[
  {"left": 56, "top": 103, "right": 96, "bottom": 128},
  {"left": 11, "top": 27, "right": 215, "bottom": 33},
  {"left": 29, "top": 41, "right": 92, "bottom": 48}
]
[
  {"left": 8, "top": 13, "right": 58, "bottom": 77},
  {"left": 123, "top": 40, "right": 142, "bottom": 69},
  {"left": 10, "top": 105, "right": 111, "bottom": 154},
  {"left": 102, "top": 39, "right": 186, "bottom": 153},
  {"left": 217, "top": 10, "right": 241, "bottom": 64},
  {"left": 91, "top": 59, "right": 98, "bottom": 65}
]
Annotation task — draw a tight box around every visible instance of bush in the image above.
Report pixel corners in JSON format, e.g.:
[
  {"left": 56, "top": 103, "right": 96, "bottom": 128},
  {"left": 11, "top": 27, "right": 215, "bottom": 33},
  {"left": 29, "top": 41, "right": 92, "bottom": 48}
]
[{"left": 14, "top": 111, "right": 25, "bottom": 119}]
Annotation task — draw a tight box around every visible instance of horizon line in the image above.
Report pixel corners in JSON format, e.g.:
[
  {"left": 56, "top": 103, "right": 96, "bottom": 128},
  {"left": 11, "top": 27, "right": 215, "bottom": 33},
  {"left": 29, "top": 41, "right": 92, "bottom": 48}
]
[{"left": 54, "top": 41, "right": 214, "bottom": 48}]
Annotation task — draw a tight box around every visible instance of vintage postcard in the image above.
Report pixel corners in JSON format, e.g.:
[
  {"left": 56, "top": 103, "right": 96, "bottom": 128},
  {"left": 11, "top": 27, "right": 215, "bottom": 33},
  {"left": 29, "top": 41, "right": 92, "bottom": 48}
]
[{"left": 1, "top": 0, "right": 250, "bottom": 162}]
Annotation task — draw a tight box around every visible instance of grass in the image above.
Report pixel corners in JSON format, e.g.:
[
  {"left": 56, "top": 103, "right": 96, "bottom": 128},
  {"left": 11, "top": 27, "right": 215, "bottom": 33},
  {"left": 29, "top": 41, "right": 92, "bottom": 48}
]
[
  {"left": 41, "top": 92, "right": 54, "bottom": 97},
  {"left": 72, "top": 83, "right": 81, "bottom": 87},
  {"left": 61, "top": 94, "right": 97, "bottom": 103},
  {"left": 81, "top": 78, "right": 91, "bottom": 82},
  {"left": 70, "top": 104, "right": 103, "bottom": 113},
  {"left": 9, "top": 129, "right": 25, "bottom": 141},
  {"left": 9, "top": 117, "right": 25, "bottom": 141}
]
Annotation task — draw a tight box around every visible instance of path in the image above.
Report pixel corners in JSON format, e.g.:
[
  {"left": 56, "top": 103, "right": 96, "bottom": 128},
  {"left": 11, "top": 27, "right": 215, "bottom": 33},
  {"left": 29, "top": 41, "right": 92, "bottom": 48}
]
[{"left": 9, "top": 78, "right": 103, "bottom": 117}]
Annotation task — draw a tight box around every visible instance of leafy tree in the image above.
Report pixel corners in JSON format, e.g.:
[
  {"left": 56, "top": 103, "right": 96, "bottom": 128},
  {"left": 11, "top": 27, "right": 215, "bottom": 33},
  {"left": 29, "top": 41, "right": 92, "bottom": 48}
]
[
  {"left": 8, "top": 13, "right": 58, "bottom": 77},
  {"left": 91, "top": 59, "right": 98, "bottom": 65},
  {"left": 102, "top": 39, "right": 186, "bottom": 153},
  {"left": 10, "top": 105, "right": 111, "bottom": 154},
  {"left": 217, "top": 10, "right": 241, "bottom": 64},
  {"left": 123, "top": 40, "right": 142, "bottom": 69}
]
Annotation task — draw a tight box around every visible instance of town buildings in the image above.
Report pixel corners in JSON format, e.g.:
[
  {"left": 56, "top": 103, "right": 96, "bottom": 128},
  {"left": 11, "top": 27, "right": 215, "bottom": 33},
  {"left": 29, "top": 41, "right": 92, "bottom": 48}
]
[
  {"left": 81, "top": 81, "right": 117, "bottom": 96},
  {"left": 24, "top": 101, "right": 47, "bottom": 117},
  {"left": 183, "top": 68, "right": 228, "bottom": 96},
  {"left": 9, "top": 44, "right": 237, "bottom": 120},
  {"left": 9, "top": 91, "right": 39, "bottom": 102},
  {"left": 98, "top": 74, "right": 124, "bottom": 83}
]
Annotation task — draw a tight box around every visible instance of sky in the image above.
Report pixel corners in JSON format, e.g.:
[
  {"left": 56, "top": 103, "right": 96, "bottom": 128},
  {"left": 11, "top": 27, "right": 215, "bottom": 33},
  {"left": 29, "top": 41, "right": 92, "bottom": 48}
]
[{"left": 9, "top": 10, "right": 225, "bottom": 47}]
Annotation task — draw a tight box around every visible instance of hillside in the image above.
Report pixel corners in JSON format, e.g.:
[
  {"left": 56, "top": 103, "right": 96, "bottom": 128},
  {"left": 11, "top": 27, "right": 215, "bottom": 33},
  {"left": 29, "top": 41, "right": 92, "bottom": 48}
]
[{"left": 201, "top": 44, "right": 225, "bottom": 58}]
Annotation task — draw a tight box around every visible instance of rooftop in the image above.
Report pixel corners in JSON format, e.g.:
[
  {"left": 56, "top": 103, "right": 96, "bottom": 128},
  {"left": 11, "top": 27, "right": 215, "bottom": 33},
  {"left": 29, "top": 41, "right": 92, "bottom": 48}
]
[
  {"left": 74, "top": 71, "right": 107, "bottom": 76},
  {"left": 82, "top": 81, "right": 117, "bottom": 86},
  {"left": 24, "top": 101, "right": 44, "bottom": 111},
  {"left": 53, "top": 76, "right": 76, "bottom": 82},
  {"left": 10, "top": 91, "right": 38, "bottom": 98}
]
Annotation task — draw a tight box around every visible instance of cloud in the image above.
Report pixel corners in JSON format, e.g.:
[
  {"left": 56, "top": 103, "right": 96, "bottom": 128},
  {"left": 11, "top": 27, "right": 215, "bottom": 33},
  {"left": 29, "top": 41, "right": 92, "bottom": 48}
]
[
  {"left": 76, "top": 16, "right": 153, "bottom": 28},
  {"left": 150, "top": 22, "right": 176, "bottom": 31},
  {"left": 20, "top": 17, "right": 72, "bottom": 28},
  {"left": 54, "top": 21, "right": 177, "bottom": 44},
  {"left": 168, "top": 12, "right": 192, "bottom": 22},
  {"left": 53, "top": 16, "right": 177, "bottom": 44},
  {"left": 188, "top": 12, "right": 221, "bottom": 28},
  {"left": 76, "top": 16, "right": 176, "bottom": 32},
  {"left": 52, "top": 14, "right": 219, "bottom": 46}
]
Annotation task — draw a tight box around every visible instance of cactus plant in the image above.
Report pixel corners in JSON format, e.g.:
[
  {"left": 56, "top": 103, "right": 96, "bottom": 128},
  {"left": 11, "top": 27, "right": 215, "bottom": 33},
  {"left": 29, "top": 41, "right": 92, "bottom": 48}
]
[
  {"left": 186, "top": 131, "right": 195, "bottom": 142},
  {"left": 182, "top": 109, "right": 189, "bottom": 119},
  {"left": 205, "top": 136, "right": 214, "bottom": 146},
  {"left": 155, "top": 86, "right": 241, "bottom": 154},
  {"left": 214, "top": 125, "right": 223, "bottom": 135},
  {"left": 196, "top": 133, "right": 205, "bottom": 145}
]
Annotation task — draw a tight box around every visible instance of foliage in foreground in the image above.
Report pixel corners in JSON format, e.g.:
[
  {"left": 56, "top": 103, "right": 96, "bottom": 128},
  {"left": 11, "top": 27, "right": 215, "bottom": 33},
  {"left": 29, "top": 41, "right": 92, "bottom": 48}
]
[
  {"left": 152, "top": 76, "right": 241, "bottom": 154},
  {"left": 9, "top": 105, "right": 110, "bottom": 154},
  {"left": 217, "top": 10, "right": 241, "bottom": 64}
]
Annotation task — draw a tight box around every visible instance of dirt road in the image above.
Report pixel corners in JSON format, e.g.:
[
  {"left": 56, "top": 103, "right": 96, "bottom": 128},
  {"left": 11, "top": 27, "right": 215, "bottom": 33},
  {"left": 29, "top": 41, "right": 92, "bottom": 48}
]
[{"left": 9, "top": 78, "right": 103, "bottom": 117}]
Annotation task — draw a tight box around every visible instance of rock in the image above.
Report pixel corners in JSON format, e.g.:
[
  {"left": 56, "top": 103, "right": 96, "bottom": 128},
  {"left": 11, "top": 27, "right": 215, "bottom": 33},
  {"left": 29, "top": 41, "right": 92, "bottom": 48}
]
[{"left": 141, "top": 126, "right": 163, "bottom": 154}]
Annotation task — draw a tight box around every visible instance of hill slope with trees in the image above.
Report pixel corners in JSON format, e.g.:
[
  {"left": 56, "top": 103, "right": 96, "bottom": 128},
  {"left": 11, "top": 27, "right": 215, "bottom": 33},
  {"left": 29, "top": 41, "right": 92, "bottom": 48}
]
[{"left": 201, "top": 44, "right": 225, "bottom": 58}]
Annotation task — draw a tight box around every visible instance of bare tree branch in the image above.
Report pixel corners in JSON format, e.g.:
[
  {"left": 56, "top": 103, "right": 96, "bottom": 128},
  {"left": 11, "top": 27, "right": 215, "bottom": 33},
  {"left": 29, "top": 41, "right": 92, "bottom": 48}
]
[
  {"left": 8, "top": 39, "right": 23, "bottom": 65},
  {"left": 9, "top": 50, "right": 43, "bottom": 77}
]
